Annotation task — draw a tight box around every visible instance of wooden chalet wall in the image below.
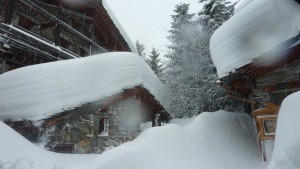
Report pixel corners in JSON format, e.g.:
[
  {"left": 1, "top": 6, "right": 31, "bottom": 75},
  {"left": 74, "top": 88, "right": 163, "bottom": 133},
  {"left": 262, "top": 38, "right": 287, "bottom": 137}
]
[{"left": 0, "top": 0, "right": 132, "bottom": 73}]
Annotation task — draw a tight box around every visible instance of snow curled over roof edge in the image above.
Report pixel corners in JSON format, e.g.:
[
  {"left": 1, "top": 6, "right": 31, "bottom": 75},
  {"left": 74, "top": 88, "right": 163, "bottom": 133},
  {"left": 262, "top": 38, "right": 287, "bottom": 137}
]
[
  {"left": 0, "top": 52, "right": 166, "bottom": 121},
  {"left": 210, "top": 0, "right": 300, "bottom": 78},
  {"left": 102, "top": 0, "right": 137, "bottom": 53}
]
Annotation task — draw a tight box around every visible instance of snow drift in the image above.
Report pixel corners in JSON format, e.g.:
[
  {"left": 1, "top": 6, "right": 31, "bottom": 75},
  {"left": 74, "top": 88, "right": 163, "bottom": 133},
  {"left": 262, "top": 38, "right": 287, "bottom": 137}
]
[
  {"left": 267, "top": 91, "right": 300, "bottom": 169},
  {"left": 210, "top": 0, "right": 300, "bottom": 77},
  {"left": 0, "top": 111, "right": 263, "bottom": 169},
  {"left": 88, "top": 111, "right": 263, "bottom": 169},
  {"left": 0, "top": 52, "right": 165, "bottom": 121},
  {"left": 0, "top": 122, "right": 97, "bottom": 169}
]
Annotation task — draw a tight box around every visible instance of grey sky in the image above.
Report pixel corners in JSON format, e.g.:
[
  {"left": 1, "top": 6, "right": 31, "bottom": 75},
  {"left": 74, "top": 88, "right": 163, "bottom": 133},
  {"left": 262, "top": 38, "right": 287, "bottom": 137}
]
[{"left": 106, "top": 0, "right": 239, "bottom": 56}]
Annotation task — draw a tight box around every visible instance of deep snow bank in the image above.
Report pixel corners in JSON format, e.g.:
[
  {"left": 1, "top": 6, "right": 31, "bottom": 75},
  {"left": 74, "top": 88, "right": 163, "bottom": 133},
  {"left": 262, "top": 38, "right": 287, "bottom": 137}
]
[
  {"left": 267, "top": 92, "right": 300, "bottom": 169},
  {"left": 0, "top": 52, "right": 165, "bottom": 121},
  {"left": 88, "top": 111, "right": 263, "bottom": 169},
  {"left": 210, "top": 0, "right": 300, "bottom": 77},
  {"left": 0, "top": 122, "right": 97, "bottom": 169},
  {"left": 0, "top": 111, "right": 264, "bottom": 169}
]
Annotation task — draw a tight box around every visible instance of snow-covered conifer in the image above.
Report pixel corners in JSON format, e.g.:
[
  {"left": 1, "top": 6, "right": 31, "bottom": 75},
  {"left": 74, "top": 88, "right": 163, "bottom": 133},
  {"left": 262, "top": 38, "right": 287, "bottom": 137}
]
[
  {"left": 163, "top": 2, "right": 236, "bottom": 118},
  {"left": 147, "top": 47, "right": 163, "bottom": 77},
  {"left": 135, "top": 40, "right": 146, "bottom": 59},
  {"left": 198, "top": 0, "right": 235, "bottom": 33}
]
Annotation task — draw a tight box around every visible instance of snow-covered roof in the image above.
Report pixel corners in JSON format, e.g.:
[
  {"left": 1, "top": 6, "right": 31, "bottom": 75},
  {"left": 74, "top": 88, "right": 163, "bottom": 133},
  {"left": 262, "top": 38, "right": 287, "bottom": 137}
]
[
  {"left": 0, "top": 52, "right": 165, "bottom": 121},
  {"left": 210, "top": 0, "right": 300, "bottom": 78},
  {"left": 102, "top": 1, "right": 137, "bottom": 53}
]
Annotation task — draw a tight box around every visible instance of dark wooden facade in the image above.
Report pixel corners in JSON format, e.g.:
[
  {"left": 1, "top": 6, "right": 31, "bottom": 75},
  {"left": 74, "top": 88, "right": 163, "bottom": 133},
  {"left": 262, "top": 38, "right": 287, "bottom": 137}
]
[{"left": 0, "top": 0, "right": 133, "bottom": 73}]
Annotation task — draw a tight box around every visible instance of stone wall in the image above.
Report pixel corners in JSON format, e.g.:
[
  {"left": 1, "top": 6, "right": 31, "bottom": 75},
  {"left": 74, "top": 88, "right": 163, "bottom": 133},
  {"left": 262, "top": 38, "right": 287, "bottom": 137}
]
[
  {"left": 42, "top": 98, "right": 146, "bottom": 154},
  {"left": 250, "top": 60, "right": 300, "bottom": 109}
]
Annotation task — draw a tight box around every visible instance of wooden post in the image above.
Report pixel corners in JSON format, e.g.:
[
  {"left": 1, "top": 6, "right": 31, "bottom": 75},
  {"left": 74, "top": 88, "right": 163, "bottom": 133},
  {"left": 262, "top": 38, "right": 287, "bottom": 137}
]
[
  {"left": 3, "top": 0, "right": 16, "bottom": 24},
  {"left": 54, "top": 7, "right": 62, "bottom": 46},
  {"left": 89, "top": 23, "right": 94, "bottom": 55}
]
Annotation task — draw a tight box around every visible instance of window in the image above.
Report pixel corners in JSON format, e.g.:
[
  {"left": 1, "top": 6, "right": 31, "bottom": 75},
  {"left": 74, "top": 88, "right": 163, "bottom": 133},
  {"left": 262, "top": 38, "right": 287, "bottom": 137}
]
[
  {"left": 263, "top": 119, "right": 277, "bottom": 135},
  {"left": 53, "top": 144, "right": 74, "bottom": 154},
  {"left": 99, "top": 118, "right": 108, "bottom": 136}
]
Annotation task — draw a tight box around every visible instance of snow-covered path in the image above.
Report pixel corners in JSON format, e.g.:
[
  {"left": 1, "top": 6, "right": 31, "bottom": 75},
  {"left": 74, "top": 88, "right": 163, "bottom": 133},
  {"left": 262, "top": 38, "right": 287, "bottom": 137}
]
[{"left": 0, "top": 111, "right": 264, "bottom": 169}]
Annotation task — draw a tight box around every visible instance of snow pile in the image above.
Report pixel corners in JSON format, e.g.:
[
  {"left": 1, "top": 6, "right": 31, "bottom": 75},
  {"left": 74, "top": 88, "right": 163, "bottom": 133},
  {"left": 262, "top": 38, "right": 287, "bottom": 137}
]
[
  {"left": 169, "top": 116, "right": 197, "bottom": 127},
  {"left": 102, "top": 0, "right": 137, "bottom": 53},
  {"left": 267, "top": 91, "right": 300, "bottom": 169},
  {"left": 210, "top": 0, "right": 300, "bottom": 77},
  {"left": 0, "top": 52, "right": 165, "bottom": 121},
  {"left": 88, "top": 111, "right": 263, "bottom": 169},
  {"left": 0, "top": 122, "right": 97, "bottom": 169},
  {"left": 0, "top": 111, "right": 264, "bottom": 169}
]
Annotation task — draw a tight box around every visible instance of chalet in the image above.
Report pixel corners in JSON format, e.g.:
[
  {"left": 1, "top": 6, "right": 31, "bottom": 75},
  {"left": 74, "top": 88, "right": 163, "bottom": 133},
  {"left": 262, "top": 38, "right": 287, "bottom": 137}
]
[
  {"left": 0, "top": 0, "right": 164, "bottom": 154},
  {"left": 210, "top": 0, "right": 300, "bottom": 161},
  {"left": 0, "top": 52, "right": 170, "bottom": 154},
  {"left": 0, "top": 0, "right": 136, "bottom": 73}
]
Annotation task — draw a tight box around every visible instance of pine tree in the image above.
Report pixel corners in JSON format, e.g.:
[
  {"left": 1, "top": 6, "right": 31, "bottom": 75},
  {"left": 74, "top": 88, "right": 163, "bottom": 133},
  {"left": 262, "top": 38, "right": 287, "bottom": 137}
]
[
  {"left": 163, "top": 3, "right": 199, "bottom": 117},
  {"left": 163, "top": 2, "right": 236, "bottom": 118},
  {"left": 135, "top": 40, "right": 146, "bottom": 59},
  {"left": 198, "top": 0, "right": 235, "bottom": 33},
  {"left": 147, "top": 47, "right": 163, "bottom": 77}
]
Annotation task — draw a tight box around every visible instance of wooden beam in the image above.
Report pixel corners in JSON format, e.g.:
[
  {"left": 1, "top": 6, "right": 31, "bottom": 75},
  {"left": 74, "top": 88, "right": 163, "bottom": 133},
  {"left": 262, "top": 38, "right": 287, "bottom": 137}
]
[
  {"left": 54, "top": 7, "right": 62, "bottom": 46},
  {"left": 19, "top": 0, "right": 107, "bottom": 53},
  {"left": 40, "top": 21, "right": 55, "bottom": 30},
  {"left": 0, "top": 23, "right": 79, "bottom": 60},
  {"left": 3, "top": 0, "right": 16, "bottom": 24}
]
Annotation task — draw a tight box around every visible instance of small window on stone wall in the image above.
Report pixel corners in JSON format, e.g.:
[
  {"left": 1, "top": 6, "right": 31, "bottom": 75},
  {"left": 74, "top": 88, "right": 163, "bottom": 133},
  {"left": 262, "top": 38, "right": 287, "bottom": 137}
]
[
  {"left": 99, "top": 118, "right": 108, "bottom": 137},
  {"left": 53, "top": 144, "right": 74, "bottom": 154}
]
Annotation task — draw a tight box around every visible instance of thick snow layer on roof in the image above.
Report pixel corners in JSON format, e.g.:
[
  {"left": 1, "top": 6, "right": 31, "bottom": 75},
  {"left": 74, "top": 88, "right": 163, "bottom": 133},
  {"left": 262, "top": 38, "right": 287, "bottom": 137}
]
[
  {"left": 210, "top": 0, "right": 300, "bottom": 78},
  {"left": 267, "top": 91, "right": 300, "bottom": 169},
  {"left": 0, "top": 111, "right": 264, "bottom": 169},
  {"left": 0, "top": 52, "right": 165, "bottom": 121},
  {"left": 102, "top": 0, "right": 137, "bottom": 53},
  {"left": 234, "top": 0, "right": 253, "bottom": 14}
]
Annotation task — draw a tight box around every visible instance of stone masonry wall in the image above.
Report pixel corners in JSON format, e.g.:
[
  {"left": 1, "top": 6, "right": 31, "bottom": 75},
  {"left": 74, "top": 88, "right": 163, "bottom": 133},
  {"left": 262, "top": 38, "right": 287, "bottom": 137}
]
[
  {"left": 250, "top": 60, "right": 300, "bottom": 109},
  {"left": 41, "top": 98, "right": 145, "bottom": 154}
]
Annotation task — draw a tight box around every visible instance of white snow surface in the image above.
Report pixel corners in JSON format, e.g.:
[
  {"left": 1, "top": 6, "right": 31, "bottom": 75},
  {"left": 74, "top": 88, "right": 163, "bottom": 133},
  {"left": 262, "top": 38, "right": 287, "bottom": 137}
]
[
  {"left": 210, "top": 0, "right": 300, "bottom": 78},
  {"left": 0, "top": 122, "right": 97, "bottom": 169},
  {"left": 267, "top": 91, "right": 300, "bottom": 169},
  {"left": 102, "top": 0, "right": 137, "bottom": 53},
  {"left": 234, "top": 0, "right": 253, "bottom": 14},
  {"left": 0, "top": 52, "right": 165, "bottom": 121},
  {"left": 88, "top": 111, "right": 263, "bottom": 169},
  {"left": 0, "top": 111, "right": 264, "bottom": 169}
]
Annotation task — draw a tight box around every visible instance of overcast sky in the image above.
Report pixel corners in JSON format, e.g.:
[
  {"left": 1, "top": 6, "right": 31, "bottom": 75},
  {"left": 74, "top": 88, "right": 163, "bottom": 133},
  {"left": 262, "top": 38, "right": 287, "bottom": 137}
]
[
  {"left": 106, "top": 0, "right": 239, "bottom": 56},
  {"left": 105, "top": 0, "right": 201, "bottom": 56}
]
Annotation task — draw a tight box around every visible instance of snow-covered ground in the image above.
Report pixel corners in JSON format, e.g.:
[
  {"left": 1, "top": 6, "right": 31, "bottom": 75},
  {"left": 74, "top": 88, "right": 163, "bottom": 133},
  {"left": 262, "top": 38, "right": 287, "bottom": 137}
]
[
  {"left": 0, "top": 111, "right": 265, "bottom": 169},
  {"left": 0, "top": 122, "right": 97, "bottom": 169},
  {"left": 0, "top": 52, "right": 165, "bottom": 121}
]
